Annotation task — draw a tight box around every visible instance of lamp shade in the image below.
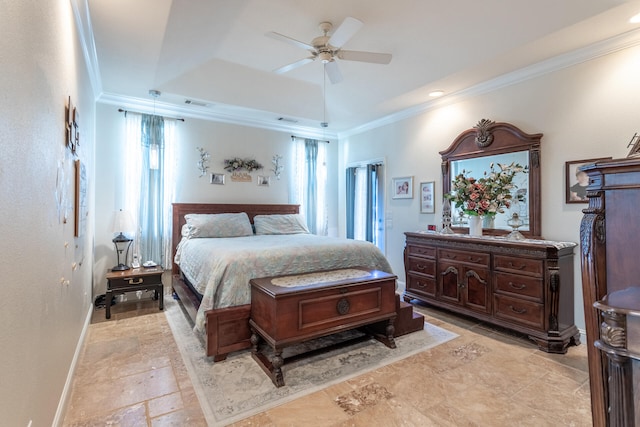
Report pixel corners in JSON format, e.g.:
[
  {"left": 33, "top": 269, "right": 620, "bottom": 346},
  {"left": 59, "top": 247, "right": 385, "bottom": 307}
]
[{"left": 112, "top": 209, "right": 135, "bottom": 234}]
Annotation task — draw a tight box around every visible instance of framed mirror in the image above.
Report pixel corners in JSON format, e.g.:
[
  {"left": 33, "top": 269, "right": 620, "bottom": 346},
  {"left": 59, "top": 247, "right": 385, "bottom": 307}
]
[{"left": 440, "top": 120, "right": 542, "bottom": 238}]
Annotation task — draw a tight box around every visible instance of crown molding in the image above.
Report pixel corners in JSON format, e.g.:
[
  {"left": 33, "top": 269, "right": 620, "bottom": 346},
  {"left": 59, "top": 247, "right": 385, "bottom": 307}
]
[
  {"left": 71, "top": 0, "right": 102, "bottom": 98},
  {"left": 338, "top": 27, "right": 640, "bottom": 139},
  {"left": 98, "top": 92, "right": 338, "bottom": 140},
  {"left": 73, "top": 0, "right": 640, "bottom": 141}
]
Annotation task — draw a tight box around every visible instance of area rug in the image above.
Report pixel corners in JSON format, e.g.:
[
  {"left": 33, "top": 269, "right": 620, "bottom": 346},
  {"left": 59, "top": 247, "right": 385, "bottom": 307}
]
[{"left": 164, "top": 298, "right": 458, "bottom": 426}]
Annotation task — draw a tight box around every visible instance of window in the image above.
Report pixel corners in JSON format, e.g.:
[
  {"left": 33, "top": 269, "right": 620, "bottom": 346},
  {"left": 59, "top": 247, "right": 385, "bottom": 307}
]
[
  {"left": 290, "top": 138, "right": 328, "bottom": 235},
  {"left": 124, "top": 113, "right": 176, "bottom": 267}
]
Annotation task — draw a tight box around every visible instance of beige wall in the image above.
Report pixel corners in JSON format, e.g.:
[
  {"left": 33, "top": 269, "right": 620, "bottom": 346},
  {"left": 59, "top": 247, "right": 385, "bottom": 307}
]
[
  {"left": 340, "top": 43, "right": 640, "bottom": 332},
  {"left": 0, "top": 0, "right": 96, "bottom": 425},
  {"left": 93, "top": 105, "right": 339, "bottom": 294}
]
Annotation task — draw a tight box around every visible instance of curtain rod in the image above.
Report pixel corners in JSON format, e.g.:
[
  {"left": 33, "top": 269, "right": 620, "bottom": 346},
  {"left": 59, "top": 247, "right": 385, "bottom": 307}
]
[
  {"left": 291, "top": 135, "right": 330, "bottom": 143},
  {"left": 118, "top": 108, "right": 185, "bottom": 122}
]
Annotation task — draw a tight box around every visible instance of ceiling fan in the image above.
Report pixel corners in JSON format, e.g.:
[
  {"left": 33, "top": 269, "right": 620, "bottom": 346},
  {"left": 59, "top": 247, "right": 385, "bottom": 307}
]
[{"left": 267, "top": 17, "right": 392, "bottom": 84}]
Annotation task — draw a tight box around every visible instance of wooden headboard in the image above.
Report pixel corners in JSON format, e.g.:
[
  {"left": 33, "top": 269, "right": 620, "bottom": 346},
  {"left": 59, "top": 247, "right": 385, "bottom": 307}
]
[{"left": 171, "top": 203, "right": 300, "bottom": 274}]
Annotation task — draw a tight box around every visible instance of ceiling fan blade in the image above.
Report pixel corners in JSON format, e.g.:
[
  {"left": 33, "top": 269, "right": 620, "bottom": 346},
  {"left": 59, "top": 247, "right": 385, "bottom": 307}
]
[
  {"left": 273, "top": 57, "right": 315, "bottom": 74},
  {"left": 266, "top": 31, "right": 315, "bottom": 51},
  {"left": 324, "top": 61, "right": 343, "bottom": 84},
  {"left": 328, "top": 17, "right": 363, "bottom": 48},
  {"left": 337, "top": 50, "right": 392, "bottom": 64}
]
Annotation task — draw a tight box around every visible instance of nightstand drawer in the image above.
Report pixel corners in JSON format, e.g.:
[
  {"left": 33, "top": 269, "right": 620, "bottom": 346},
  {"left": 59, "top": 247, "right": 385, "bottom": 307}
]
[{"left": 108, "top": 273, "right": 162, "bottom": 289}]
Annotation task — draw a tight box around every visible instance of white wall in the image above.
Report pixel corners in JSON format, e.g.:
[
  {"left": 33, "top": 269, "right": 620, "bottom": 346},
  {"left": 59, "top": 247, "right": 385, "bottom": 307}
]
[
  {"left": 93, "top": 105, "right": 339, "bottom": 294},
  {"left": 340, "top": 43, "right": 640, "bottom": 332},
  {"left": 0, "top": 1, "right": 95, "bottom": 425}
]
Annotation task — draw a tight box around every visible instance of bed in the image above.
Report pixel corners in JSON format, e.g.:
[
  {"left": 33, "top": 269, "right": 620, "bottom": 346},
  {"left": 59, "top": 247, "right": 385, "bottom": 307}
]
[{"left": 171, "top": 203, "right": 397, "bottom": 360}]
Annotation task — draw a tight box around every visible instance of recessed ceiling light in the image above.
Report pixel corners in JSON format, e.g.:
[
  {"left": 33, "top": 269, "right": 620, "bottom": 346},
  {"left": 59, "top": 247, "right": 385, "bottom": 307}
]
[
  {"left": 630, "top": 12, "right": 640, "bottom": 23},
  {"left": 429, "top": 90, "right": 444, "bottom": 98}
]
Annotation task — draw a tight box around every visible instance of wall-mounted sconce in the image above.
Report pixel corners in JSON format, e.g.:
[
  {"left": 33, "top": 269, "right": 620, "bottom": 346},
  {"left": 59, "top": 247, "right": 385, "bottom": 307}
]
[
  {"left": 271, "top": 154, "right": 284, "bottom": 180},
  {"left": 196, "top": 147, "right": 210, "bottom": 177}
]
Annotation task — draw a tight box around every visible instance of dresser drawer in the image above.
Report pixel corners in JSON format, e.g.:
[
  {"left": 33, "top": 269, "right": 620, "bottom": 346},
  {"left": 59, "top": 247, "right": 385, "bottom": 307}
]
[
  {"left": 438, "top": 249, "right": 489, "bottom": 267},
  {"left": 494, "top": 255, "right": 544, "bottom": 277},
  {"left": 407, "top": 257, "right": 435, "bottom": 277},
  {"left": 494, "top": 294, "right": 544, "bottom": 329},
  {"left": 406, "top": 244, "right": 436, "bottom": 259},
  {"left": 406, "top": 274, "right": 436, "bottom": 298},
  {"left": 494, "top": 272, "right": 543, "bottom": 301}
]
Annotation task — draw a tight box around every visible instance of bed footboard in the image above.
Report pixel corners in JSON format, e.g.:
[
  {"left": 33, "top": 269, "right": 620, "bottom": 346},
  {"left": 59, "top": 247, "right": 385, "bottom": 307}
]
[
  {"left": 172, "top": 273, "right": 252, "bottom": 360},
  {"left": 205, "top": 305, "right": 252, "bottom": 360}
]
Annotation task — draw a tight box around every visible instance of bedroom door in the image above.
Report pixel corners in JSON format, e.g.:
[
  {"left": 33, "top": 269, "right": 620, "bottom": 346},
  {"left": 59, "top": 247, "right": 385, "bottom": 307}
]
[{"left": 346, "top": 162, "right": 385, "bottom": 252}]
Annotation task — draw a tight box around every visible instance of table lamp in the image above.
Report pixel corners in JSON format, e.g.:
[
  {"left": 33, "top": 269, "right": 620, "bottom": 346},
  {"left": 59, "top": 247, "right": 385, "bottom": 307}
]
[{"left": 111, "top": 209, "right": 135, "bottom": 271}]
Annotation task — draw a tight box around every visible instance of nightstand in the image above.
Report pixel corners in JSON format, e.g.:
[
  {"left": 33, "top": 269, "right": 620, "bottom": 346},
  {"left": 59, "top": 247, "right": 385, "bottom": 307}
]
[{"left": 105, "top": 267, "right": 164, "bottom": 319}]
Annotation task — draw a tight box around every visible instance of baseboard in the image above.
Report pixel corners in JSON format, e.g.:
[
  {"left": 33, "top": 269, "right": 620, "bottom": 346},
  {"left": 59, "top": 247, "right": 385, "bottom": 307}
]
[{"left": 52, "top": 304, "right": 94, "bottom": 427}]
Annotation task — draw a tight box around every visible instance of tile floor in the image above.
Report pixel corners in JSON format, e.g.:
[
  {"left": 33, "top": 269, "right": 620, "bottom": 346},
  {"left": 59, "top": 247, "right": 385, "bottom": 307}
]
[{"left": 62, "top": 294, "right": 592, "bottom": 426}]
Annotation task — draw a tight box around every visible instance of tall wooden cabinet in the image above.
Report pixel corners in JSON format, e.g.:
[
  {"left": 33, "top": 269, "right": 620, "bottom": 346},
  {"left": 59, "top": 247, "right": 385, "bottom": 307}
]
[
  {"left": 580, "top": 157, "right": 640, "bottom": 426},
  {"left": 404, "top": 232, "right": 580, "bottom": 353}
]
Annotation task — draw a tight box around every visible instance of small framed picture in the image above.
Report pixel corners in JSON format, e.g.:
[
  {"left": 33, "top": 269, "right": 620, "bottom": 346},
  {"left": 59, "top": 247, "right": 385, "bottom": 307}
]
[
  {"left": 420, "top": 181, "right": 435, "bottom": 213},
  {"left": 210, "top": 173, "right": 225, "bottom": 185},
  {"left": 392, "top": 176, "right": 413, "bottom": 199},
  {"left": 565, "top": 158, "right": 611, "bottom": 203},
  {"left": 257, "top": 175, "right": 270, "bottom": 186}
]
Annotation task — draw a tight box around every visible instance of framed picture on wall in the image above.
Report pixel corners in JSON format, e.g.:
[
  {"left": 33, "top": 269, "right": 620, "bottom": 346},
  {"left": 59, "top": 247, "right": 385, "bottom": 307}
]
[
  {"left": 210, "top": 173, "right": 226, "bottom": 185},
  {"left": 392, "top": 176, "right": 413, "bottom": 199},
  {"left": 419, "top": 181, "right": 435, "bottom": 213},
  {"left": 257, "top": 175, "right": 270, "bottom": 186},
  {"left": 565, "top": 157, "right": 611, "bottom": 203}
]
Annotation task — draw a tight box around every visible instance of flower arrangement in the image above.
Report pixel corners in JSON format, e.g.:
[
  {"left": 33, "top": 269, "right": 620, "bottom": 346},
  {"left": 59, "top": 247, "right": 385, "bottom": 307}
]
[
  {"left": 223, "top": 157, "right": 263, "bottom": 172},
  {"left": 446, "top": 162, "right": 526, "bottom": 217}
]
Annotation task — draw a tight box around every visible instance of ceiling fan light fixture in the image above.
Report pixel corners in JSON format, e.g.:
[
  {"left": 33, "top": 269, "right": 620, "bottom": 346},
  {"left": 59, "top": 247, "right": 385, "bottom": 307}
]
[
  {"left": 630, "top": 12, "right": 640, "bottom": 23},
  {"left": 319, "top": 51, "right": 332, "bottom": 63}
]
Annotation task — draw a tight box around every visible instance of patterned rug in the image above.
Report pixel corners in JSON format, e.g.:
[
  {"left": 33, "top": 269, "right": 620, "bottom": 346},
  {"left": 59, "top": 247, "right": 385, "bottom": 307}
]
[{"left": 164, "top": 298, "right": 458, "bottom": 426}]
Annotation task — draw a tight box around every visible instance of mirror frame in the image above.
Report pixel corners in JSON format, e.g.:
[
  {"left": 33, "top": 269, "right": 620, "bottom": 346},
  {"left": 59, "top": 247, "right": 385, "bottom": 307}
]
[{"left": 440, "top": 120, "right": 542, "bottom": 238}]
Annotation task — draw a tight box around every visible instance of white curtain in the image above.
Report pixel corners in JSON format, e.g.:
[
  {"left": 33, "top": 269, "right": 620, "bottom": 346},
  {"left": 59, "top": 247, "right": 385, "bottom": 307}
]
[{"left": 289, "top": 138, "right": 328, "bottom": 235}]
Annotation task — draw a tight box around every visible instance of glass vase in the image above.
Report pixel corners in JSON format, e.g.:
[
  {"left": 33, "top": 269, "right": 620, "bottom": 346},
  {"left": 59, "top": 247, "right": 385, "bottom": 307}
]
[{"left": 468, "top": 215, "right": 483, "bottom": 236}]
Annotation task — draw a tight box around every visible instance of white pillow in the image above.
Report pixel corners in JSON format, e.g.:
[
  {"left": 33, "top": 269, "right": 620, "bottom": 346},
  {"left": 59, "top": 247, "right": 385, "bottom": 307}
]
[
  {"left": 183, "top": 212, "right": 253, "bottom": 238},
  {"left": 254, "top": 214, "right": 310, "bottom": 235}
]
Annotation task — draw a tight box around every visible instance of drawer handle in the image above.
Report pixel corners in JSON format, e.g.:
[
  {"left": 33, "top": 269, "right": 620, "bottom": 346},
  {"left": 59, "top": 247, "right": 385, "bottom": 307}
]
[
  {"left": 417, "top": 281, "right": 426, "bottom": 288},
  {"left": 128, "top": 278, "right": 143, "bottom": 285},
  {"left": 507, "top": 262, "right": 526, "bottom": 270},
  {"left": 509, "top": 305, "right": 527, "bottom": 314},
  {"left": 467, "top": 256, "right": 481, "bottom": 263},
  {"left": 508, "top": 282, "right": 526, "bottom": 290},
  {"left": 416, "top": 263, "right": 426, "bottom": 271}
]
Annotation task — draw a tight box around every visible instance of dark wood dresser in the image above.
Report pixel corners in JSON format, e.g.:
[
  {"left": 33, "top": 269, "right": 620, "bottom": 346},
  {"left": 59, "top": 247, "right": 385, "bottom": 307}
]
[
  {"left": 404, "top": 231, "right": 579, "bottom": 353},
  {"left": 581, "top": 157, "right": 640, "bottom": 426}
]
